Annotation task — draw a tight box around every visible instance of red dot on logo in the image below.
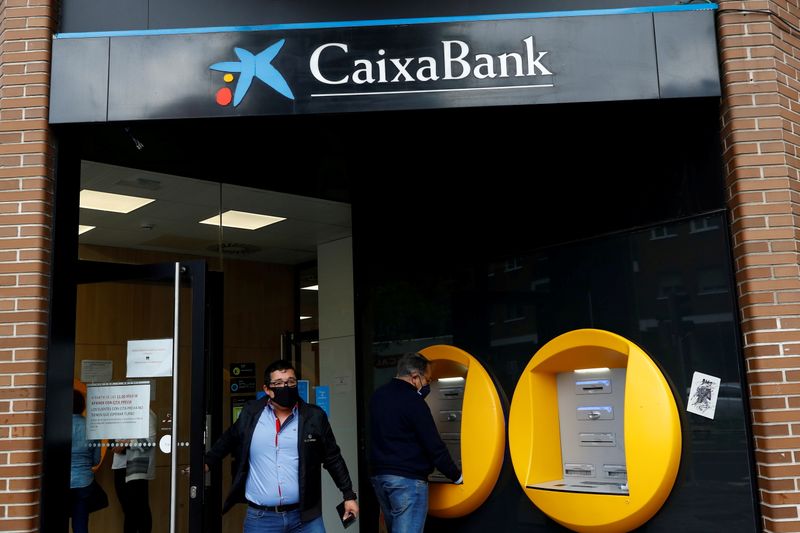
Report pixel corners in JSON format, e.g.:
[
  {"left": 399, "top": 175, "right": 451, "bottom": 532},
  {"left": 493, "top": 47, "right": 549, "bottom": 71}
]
[{"left": 216, "top": 87, "right": 232, "bottom": 106}]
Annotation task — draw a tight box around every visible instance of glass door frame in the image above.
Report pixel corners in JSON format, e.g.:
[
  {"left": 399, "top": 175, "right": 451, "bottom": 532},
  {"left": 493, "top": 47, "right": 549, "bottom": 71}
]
[{"left": 41, "top": 259, "right": 208, "bottom": 533}]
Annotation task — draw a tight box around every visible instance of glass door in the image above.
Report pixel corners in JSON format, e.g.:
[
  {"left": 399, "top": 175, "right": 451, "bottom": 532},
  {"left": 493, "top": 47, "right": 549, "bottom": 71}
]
[{"left": 71, "top": 260, "right": 206, "bottom": 533}]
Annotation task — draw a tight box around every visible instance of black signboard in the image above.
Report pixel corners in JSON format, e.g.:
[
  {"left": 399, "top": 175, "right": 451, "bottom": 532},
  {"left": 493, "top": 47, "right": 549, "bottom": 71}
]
[
  {"left": 230, "top": 378, "right": 257, "bottom": 394},
  {"left": 50, "top": 9, "right": 719, "bottom": 123},
  {"left": 231, "top": 396, "right": 251, "bottom": 423},
  {"left": 230, "top": 362, "right": 256, "bottom": 378}
]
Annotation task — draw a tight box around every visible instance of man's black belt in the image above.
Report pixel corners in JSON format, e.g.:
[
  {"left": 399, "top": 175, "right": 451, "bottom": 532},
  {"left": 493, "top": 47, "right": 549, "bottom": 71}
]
[{"left": 247, "top": 501, "right": 300, "bottom": 513}]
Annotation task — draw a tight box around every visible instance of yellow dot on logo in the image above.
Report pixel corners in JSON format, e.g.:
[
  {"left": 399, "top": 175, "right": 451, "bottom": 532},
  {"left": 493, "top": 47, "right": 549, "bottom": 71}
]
[{"left": 223, "top": 73, "right": 234, "bottom": 83}]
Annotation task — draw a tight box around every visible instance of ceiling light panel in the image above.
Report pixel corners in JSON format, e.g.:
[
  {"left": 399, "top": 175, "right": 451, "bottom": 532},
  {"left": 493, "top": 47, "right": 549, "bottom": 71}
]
[
  {"left": 199, "top": 210, "right": 286, "bottom": 230},
  {"left": 80, "top": 189, "right": 155, "bottom": 214}
]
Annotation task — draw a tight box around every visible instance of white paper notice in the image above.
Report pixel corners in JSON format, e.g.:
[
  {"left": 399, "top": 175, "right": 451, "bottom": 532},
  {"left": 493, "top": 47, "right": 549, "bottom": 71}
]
[
  {"left": 80, "top": 360, "right": 113, "bottom": 383},
  {"left": 687, "top": 371, "right": 721, "bottom": 420},
  {"left": 86, "top": 382, "right": 151, "bottom": 440},
  {"left": 332, "top": 374, "right": 352, "bottom": 394},
  {"left": 126, "top": 338, "right": 173, "bottom": 378}
]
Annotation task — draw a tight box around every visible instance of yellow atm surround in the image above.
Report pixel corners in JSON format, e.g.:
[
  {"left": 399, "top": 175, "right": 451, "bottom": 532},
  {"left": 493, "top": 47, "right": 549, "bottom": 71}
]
[
  {"left": 508, "top": 329, "right": 681, "bottom": 533},
  {"left": 420, "top": 345, "right": 505, "bottom": 518}
]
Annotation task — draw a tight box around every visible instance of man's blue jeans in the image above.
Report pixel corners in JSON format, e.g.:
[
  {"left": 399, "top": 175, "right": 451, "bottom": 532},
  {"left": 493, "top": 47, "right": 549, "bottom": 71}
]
[
  {"left": 370, "top": 474, "right": 429, "bottom": 533},
  {"left": 243, "top": 507, "right": 325, "bottom": 533}
]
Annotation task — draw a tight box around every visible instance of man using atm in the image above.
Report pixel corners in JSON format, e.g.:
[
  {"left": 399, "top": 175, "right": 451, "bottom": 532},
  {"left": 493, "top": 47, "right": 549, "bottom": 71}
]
[{"left": 369, "top": 352, "right": 463, "bottom": 532}]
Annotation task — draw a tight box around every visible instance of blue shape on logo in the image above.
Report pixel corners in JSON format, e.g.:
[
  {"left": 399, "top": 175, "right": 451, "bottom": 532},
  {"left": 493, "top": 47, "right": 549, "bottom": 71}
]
[{"left": 210, "top": 40, "right": 295, "bottom": 105}]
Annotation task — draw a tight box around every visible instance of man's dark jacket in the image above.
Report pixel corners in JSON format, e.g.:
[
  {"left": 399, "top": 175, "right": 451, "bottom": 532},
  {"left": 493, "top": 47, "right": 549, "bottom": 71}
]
[
  {"left": 205, "top": 396, "right": 356, "bottom": 522},
  {"left": 369, "top": 378, "right": 461, "bottom": 481}
]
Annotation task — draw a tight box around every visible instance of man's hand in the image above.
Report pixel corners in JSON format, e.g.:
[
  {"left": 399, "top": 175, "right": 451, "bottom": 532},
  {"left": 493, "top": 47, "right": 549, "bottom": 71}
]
[{"left": 343, "top": 499, "right": 359, "bottom": 520}]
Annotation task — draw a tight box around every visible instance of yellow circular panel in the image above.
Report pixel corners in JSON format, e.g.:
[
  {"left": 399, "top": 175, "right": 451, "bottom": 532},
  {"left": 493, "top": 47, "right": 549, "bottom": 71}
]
[
  {"left": 223, "top": 73, "right": 234, "bottom": 82},
  {"left": 420, "top": 345, "right": 505, "bottom": 518},
  {"left": 508, "top": 329, "right": 681, "bottom": 533}
]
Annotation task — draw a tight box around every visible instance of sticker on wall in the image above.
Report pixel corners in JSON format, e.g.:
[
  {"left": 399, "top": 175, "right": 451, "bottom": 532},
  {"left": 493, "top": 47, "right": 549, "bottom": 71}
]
[
  {"left": 127, "top": 338, "right": 174, "bottom": 378},
  {"left": 333, "top": 374, "right": 352, "bottom": 394},
  {"left": 80, "top": 360, "right": 113, "bottom": 383},
  {"left": 298, "top": 380, "right": 309, "bottom": 403},
  {"left": 315, "top": 385, "right": 330, "bottom": 416},
  {"left": 687, "top": 371, "right": 721, "bottom": 420}
]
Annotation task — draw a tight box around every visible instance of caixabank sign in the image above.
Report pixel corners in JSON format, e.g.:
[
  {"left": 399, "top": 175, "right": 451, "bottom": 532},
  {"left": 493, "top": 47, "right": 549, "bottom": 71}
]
[
  {"left": 49, "top": 7, "right": 720, "bottom": 123},
  {"left": 209, "top": 35, "right": 552, "bottom": 107}
]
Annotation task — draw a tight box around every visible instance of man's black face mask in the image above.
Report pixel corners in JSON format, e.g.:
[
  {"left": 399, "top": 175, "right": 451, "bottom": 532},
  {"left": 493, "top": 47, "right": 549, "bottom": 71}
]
[{"left": 271, "top": 385, "right": 300, "bottom": 407}]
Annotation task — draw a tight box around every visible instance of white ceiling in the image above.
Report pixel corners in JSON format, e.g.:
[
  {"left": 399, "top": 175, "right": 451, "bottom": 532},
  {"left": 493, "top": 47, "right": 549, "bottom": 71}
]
[{"left": 79, "top": 161, "right": 352, "bottom": 264}]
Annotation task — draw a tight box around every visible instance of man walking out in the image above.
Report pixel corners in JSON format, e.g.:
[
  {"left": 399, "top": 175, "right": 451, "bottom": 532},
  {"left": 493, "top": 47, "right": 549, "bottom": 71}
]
[{"left": 206, "top": 359, "right": 358, "bottom": 532}]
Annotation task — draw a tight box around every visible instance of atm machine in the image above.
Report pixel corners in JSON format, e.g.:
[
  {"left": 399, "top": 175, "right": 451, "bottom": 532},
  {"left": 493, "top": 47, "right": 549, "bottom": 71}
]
[
  {"left": 531, "top": 368, "right": 628, "bottom": 495},
  {"left": 419, "top": 345, "right": 505, "bottom": 518},
  {"left": 508, "top": 329, "right": 681, "bottom": 533}
]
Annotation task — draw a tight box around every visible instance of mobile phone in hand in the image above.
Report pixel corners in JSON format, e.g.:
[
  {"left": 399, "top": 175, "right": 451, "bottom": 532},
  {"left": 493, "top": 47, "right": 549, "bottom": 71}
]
[{"left": 336, "top": 501, "right": 356, "bottom": 529}]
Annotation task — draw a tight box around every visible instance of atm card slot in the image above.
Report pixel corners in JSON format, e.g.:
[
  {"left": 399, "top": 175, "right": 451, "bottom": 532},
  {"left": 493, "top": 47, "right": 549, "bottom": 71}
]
[
  {"left": 438, "top": 387, "right": 464, "bottom": 400},
  {"left": 579, "top": 432, "right": 616, "bottom": 446},
  {"left": 575, "top": 379, "right": 611, "bottom": 394}
]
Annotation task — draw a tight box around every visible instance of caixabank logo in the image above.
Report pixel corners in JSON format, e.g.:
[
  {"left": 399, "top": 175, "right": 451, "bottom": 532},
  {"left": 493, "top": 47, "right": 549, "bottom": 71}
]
[
  {"left": 209, "top": 34, "right": 553, "bottom": 108},
  {"left": 209, "top": 39, "right": 295, "bottom": 106}
]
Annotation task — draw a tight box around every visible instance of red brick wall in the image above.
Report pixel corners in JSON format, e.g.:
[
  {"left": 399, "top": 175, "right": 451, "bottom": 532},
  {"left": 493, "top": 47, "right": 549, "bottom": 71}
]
[
  {"left": 0, "top": 1, "right": 57, "bottom": 531},
  {"left": 718, "top": 1, "right": 800, "bottom": 530}
]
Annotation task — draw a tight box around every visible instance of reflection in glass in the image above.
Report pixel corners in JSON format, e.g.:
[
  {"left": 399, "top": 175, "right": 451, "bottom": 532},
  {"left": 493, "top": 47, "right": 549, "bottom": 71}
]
[{"left": 368, "top": 212, "right": 756, "bottom": 531}]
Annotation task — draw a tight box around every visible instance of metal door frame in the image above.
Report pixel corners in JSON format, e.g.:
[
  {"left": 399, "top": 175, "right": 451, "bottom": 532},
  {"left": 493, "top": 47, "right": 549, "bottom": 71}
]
[{"left": 41, "top": 259, "right": 207, "bottom": 533}]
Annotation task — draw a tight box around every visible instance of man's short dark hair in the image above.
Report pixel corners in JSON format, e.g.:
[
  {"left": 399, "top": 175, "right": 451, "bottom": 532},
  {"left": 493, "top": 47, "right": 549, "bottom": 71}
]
[
  {"left": 73, "top": 389, "right": 86, "bottom": 415},
  {"left": 264, "top": 359, "right": 296, "bottom": 385},
  {"left": 396, "top": 352, "right": 429, "bottom": 378}
]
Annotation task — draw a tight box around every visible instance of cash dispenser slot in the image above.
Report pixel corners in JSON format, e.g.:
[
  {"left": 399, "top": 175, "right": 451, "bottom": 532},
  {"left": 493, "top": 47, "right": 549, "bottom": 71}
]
[
  {"left": 564, "top": 463, "right": 595, "bottom": 477},
  {"left": 579, "top": 432, "right": 617, "bottom": 447},
  {"left": 604, "top": 464, "right": 627, "bottom": 479}
]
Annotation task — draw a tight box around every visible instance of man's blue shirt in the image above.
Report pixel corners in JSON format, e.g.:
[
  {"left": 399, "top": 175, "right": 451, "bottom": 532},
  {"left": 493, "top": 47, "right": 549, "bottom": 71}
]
[{"left": 245, "top": 403, "right": 300, "bottom": 506}]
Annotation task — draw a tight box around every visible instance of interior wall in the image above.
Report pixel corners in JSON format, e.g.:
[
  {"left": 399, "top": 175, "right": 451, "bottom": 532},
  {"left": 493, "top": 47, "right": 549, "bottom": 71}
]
[{"left": 318, "top": 237, "right": 359, "bottom": 532}]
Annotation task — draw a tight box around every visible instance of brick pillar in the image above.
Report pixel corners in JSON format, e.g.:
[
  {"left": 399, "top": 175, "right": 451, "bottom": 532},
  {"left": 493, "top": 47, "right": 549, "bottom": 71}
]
[
  {"left": 0, "top": 1, "right": 57, "bottom": 531},
  {"left": 718, "top": 2, "right": 800, "bottom": 531}
]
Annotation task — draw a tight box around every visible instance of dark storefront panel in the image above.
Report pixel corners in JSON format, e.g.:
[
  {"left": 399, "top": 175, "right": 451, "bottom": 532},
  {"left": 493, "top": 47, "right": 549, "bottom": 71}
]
[
  {"left": 360, "top": 216, "right": 756, "bottom": 532},
  {"left": 50, "top": 10, "right": 719, "bottom": 123},
  {"left": 61, "top": 0, "right": 711, "bottom": 33},
  {"left": 354, "top": 98, "right": 758, "bottom": 531}
]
